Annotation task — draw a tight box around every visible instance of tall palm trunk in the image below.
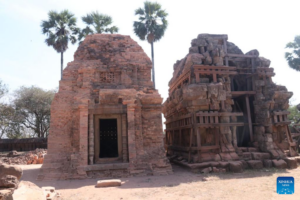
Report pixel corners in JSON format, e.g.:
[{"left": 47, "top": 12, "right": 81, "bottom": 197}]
[
  {"left": 61, "top": 51, "right": 63, "bottom": 80},
  {"left": 151, "top": 42, "right": 155, "bottom": 89}
]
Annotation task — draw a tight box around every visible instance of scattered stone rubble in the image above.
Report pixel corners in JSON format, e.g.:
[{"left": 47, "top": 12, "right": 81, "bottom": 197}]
[
  {"left": 0, "top": 149, "right": 47, "bottom": 165},
  {"left": 0, "top": 164, "right": 22, "bottom": 200},
  {"left": 163, "top": 33, "right": 299, "bottom": 173},
  {"left": 38, "top": 34, "right": 172, "bottom": 180}
]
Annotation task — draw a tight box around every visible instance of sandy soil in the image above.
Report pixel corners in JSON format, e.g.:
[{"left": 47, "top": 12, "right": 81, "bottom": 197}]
[{"left": 19, "top": 164, "right": 300, "bottom": 200}]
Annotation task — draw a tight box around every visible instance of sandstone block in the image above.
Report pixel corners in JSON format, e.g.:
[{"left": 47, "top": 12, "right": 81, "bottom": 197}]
[
  {"left": 200, "top": 167, "right": 212, "bottom": 174},
  {"left": 0, "top": 189, "right": 13, "bottom": 200},
  {"left": 263, "top": 159, "right": 272, "bottom": 168},
  {"left": 218, "top": 161, "right": 229, "bottom": 168},
  {"left": 13, "top": 181, "right": 44, "bottom": 200},
  {"left": 247, "top": 147, "right": 259, "bottom": 152},
  {"left": 0, "top": 175, "right": 19, "bottom": 189},
  {"left": 229, "top": 161, "right": 243, "bottom": 173},
  {"left": 212, "top": 167, "right": 219, "bottom": 173},
  {"left": 251, "top": 152, "right": 271, "bottom": 160},
  {"left": 0, "top": 164, "right": 23, "bottom": 180},
  {"left": 96, "top": 179, "right": 121, "bottom": 187},
  {"left": 284, "top": 158, "right": 297, "bottom": 169},
  {"left": 241, "top": 152, "right": 252, "bottom": 160},
  {"left": 240, "top": 160, "right": 248, "bottom": 169},
  {"left": 247, "top": 160, "right": 263, "bottom": 169},
  {"left": 272, "top": 159, "right": 287, "bottom": 169},
  {"left": 294, "top": 156, "right": 300, "bottom": 164},
  {"left": 42, "top": 186, "right": 57, "bottom": 200}
]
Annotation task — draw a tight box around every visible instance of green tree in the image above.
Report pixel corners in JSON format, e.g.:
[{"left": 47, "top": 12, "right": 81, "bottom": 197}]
[
  {"left": 133, "top": 1, "right": 168, "bottom": 89},
  {"left": 285, "top": 35, "right": 300, "bottom": 72},
  {"left": 11, "top": 86, "right": 56, "bottom": 138},
  {"left": 288, "top": 105, "right": 300, "bottom": 125},
  {"left": 41, "top": 10, "right": 80, "bottom": 79},
  {"left": 0, "top": 80, "right": 10, "bottom": 138},
  {"left": 0, "top": 79, "right": 7, "bottom": 99},
  {"left": 78, "top": 11, "right": 119, "bottom": 42}
]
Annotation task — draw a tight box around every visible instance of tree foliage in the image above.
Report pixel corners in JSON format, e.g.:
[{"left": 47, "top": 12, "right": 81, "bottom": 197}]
[
  {"left": 0, "top": 84, "right": 55, "bottom": 139},
  {"left": 133, "top": 1, "right": 168, "bottom": 43},
  {"left": 12, "top": 86, "right": 55, "bottom": 138},
  {"left": 288, "top": 104, "right": 300, "bottom": 125},
  {"left": 0, "top": 79, "right": 7, "bottom": 99},
  {"left": 41, "top": 10, "right": 79, "bottom": 53},
  {"left": 78, "top": 12, "right": 119, "bottom": 42},
  {"left": 285, "top": 35, "right": 300, "bottom": 71}
]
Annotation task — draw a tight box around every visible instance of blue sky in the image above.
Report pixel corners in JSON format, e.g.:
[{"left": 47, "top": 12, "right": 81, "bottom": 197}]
[{"left": 0, "top": 0, "right": 300, "bottom": 104}]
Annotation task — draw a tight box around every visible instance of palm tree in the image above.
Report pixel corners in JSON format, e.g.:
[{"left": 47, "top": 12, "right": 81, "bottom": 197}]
[
  {"left": 78, "top": 12, "right": 119, "bottom": 42},
  {"left": 41, "top": 10, "right": 80, "bottom": 80},
  {"left": 133, "top": 2, "right": 168, "bottom": 89},
  {"left": 285, "top": 35, "right": 300, "bottom": 72}
]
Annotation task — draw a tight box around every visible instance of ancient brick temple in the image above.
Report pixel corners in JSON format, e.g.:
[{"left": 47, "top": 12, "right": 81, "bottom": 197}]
[
  {"left": 163, "top": 34, "right": 299, "bottom": 172},
  {"left": 38, "top": 34, "right": 172, "bottom": 180}
]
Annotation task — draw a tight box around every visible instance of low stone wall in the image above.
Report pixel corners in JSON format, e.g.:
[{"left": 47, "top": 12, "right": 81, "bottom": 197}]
[{"left": 0, "top": 138, "right": 47, "bottom": 152}]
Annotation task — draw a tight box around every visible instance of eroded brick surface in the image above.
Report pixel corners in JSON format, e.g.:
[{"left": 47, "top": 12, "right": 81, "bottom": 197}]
[{"left": 38, "top": 34, "right": 172, "bottom": 180}]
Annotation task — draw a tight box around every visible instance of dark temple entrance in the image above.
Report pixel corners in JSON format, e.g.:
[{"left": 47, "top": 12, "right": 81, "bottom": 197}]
[{"left": 99, "top": 119, "right": 118, "bottom": 158}]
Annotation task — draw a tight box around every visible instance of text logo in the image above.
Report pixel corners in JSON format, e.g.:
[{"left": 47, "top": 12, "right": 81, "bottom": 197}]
[{"left": 277, "top": 177, "right": 294, "bottom": 194}]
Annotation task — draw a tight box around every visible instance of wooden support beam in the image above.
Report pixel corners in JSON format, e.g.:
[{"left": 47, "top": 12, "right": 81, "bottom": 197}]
[
  {"left": 179, "top": 129, "right": 182, "bottom": 146},
  {"left": 245, "top": 95, "right": 253, "bottom": 142},
  {"left": 223, "top": 38, "right": 229, "bottom": 66},
  {"left": 188, "top": 128, "right": 193, "bottom": 163},
  {"left": 226, "top": 53, "right": 258, "bottom": 58},
  {"left": 193, "top": 112, "right": 201, "bottom": 161},
  {"left": 251, "top": 58, "right": 255, "bottom": 91}
]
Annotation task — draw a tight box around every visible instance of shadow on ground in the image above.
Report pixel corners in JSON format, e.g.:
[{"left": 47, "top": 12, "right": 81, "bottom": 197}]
[{"left": 20, "top": 163, "right": 293, "bottom": 191}]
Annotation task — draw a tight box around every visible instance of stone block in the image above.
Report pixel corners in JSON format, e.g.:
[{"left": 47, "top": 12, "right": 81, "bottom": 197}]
[
  {"left": 241, "top": 152, "right": 252, "bottom": 161},
  {"left": 0, "top": 189, "right": 13, "bottom": 200},
  {"left": 248, "top": 147, "right": 259, "bottom": 152},
  {"left": 218, "top": 161, "right": 229, "bottom": 168},
  {"left": 272, "top": 159, "right": 287, "bottom": 169},
  {"left": 200, "top": 167, "right": 212, "bottom": 174},
  {"left": 240, "top": 160, "right": 248, "bottom": 169},
  {"left": 263, "top": 159, "right": 272, "bottom": 168},
  {"left": 189, "top": 46, "right": 199, "bottom": 54},
  {"left": 0, "top": 164, "right": 23, "bottom": 180},
  {"left": 247, "top": 160, "right": 263, "bottom": 169},
  {"left": 212, "top": 167, "right": 219, "bottom": 173},
  {"left": 251, "top": 152, "right": 271, "bottom": 160},
  {"left": 229, "top": 161, "right": 243, "bottom": 173},
  {"left": 96, "top": 179, "right": 122, "bottom": 187},
  {"left": 0, "top": 175, "right": 19, "bottom": 189},
  {"left": 284, "top": 158, "right": 298, "bottom": 169}
]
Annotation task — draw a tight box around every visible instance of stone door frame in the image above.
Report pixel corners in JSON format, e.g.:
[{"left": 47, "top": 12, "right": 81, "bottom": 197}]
[
  {"left": 88, "top": 112, "right": 128, "bottom": 165},
  {"left": 94, "top": 114, "right": 123, "bottom": 164}
]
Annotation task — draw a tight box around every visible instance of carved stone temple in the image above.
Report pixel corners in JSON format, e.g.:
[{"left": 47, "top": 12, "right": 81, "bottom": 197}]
[
  {"left": 38, "top": 34, "right": 172, "bottom": 180},
  {"left": 162, "top": 34, "right": 299, "bottom": 172}
]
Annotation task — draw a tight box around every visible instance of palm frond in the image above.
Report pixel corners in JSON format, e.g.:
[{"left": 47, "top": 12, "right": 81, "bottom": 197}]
[
  {"left": 135, "top": 8, "right": 145, "bottom": 15},
  {"left": 133, "top": 21, "right": 147, "bottom": 40},
  {"left": 41, "top": 9, "right": 79, "bottom": 52},
  {"left": 133, "top": 2, "right": 168, "bottom": 43}
]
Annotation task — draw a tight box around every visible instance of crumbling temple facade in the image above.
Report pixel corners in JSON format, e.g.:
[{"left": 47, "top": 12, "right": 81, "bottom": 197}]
[
  {"left": 38, "top": 34, "right": 172, "bottom": 180},
  {"left": 162, "top": 34, "right": 299, "bottom": 172}
]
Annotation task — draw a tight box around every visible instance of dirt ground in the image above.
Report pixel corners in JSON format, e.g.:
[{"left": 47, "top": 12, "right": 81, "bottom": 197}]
[{"left": 19, "top": 164, "right": 300, "bottom": 200}]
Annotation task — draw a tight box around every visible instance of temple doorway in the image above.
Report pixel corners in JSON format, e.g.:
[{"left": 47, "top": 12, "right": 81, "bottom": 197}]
[
  {"left": 99, "top": 119, "right": 118, "bottom": 158},
  {"left": 94, "top": 114, "right": 124, "bottom": 164}
]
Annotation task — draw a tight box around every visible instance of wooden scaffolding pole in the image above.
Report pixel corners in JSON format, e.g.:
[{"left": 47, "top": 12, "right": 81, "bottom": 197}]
[{"left": 245, "top": 95, "right": 253, "bottom": 142}]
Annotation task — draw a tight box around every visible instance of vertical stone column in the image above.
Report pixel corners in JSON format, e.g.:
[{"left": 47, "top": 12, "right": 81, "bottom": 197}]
[
  {"left": 127, "top": 104, "right": 137, "bottom": 165},
  {"left": 88, "top": 114, "right": 94, "bottom": 165},
  {"left": 121, "top": 114, "right": 128, "bottom": 162},
  {"left": 78, "top": 105, "right": 89, "bottom": 168}
]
